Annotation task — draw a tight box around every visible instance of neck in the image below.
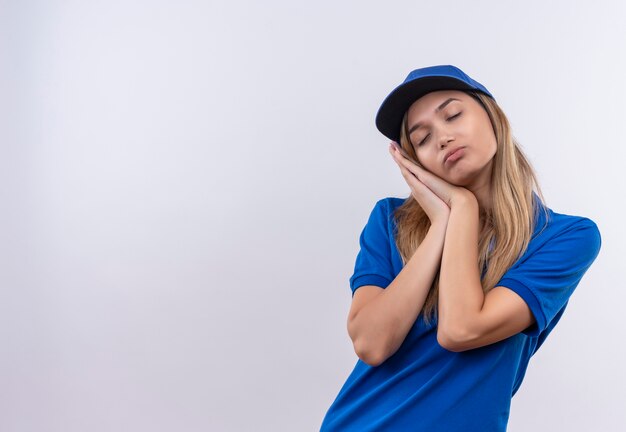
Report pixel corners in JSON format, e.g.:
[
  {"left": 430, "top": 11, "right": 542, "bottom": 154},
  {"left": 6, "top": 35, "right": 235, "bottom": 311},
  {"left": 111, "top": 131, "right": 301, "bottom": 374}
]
[
  {"left": 472, "top": 184, "right": 492, "bottom": 215},
  {"left": 466, "top": 162, "right": 493, "bottom": 230}
]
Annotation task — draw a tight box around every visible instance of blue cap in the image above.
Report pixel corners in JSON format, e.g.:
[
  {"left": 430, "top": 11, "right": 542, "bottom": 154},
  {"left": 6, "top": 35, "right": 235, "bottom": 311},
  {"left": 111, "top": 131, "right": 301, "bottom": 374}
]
[{"left": 375, "top": 64, "right": 495, "bottom": 143}]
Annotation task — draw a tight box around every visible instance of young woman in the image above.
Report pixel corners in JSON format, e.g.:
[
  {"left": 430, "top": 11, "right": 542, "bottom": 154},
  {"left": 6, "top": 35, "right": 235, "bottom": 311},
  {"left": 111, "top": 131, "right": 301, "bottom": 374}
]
[{"left": 320, "top": 65, "right": 602, "bottom": 431}]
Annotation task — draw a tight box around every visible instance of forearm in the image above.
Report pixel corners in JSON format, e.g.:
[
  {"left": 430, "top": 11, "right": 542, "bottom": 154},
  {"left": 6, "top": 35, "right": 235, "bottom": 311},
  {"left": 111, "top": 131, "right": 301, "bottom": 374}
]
[
  {"left": 350, "top": 222, "right": 448, "bottom": 365},
  {"left": 437, "top": 197, "right": 484, "bottom": 343}
]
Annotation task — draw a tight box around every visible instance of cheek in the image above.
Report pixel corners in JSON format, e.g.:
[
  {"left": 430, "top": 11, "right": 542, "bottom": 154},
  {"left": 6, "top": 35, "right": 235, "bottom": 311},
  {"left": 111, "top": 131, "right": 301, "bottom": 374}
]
[
  {"left": 476, "top": 115, "right": 497, "bottom": 145},
  {"left": 474, "top": 124, "right": 497, "bottom": 154},
  {"left": 415, "top": 151, "right": 437, "bottom": 173},
  {"left": 490, "top": 138, "right": 498, "bottom": 155},
  {"left": 483, "top": 130, "right": 498, "bottom": 154},
  {"left": 414, "top": 149, "right": 428, "bottom": 166}
]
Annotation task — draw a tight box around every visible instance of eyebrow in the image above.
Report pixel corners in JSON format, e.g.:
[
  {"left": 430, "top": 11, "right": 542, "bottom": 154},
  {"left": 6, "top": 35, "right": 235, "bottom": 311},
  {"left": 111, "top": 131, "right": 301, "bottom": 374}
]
[{"left": 408, "top": 97, "right": 461, "bottom": 136}]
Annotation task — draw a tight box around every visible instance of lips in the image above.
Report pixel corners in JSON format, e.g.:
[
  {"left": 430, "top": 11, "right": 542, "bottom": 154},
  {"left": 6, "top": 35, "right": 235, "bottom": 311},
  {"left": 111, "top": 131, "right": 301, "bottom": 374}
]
[{"left": 444, "top": 147, "right": 465, "bottom": 164}]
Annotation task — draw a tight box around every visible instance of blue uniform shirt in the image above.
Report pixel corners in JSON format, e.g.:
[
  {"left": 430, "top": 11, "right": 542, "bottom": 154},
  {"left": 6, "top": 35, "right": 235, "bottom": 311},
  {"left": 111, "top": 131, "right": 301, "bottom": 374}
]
[{"left": 320, "top": 194, "right": 601, "bottom": 431}]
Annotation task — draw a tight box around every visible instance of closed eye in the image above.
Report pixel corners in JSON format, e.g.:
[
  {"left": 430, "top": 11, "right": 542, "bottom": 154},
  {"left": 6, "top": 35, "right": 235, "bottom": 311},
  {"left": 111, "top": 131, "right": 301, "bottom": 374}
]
[{"left": 417, "top": 112, "right": 462, "bottom": 146}]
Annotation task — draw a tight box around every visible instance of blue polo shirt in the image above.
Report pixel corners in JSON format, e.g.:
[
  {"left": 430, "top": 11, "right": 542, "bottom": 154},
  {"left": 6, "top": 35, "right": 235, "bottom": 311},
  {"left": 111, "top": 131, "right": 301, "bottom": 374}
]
[{"left": 320, "top": 194, "right": 601, "bottom": 431}]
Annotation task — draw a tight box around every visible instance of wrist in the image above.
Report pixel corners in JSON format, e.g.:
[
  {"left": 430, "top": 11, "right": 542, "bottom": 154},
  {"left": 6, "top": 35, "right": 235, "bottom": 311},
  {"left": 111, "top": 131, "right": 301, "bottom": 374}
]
[
  {"left": 429, "top": 220, "right": 448, "bottom": 236},
  {"left": 451, "top": 192, "right": 478, "bottom": 210}
]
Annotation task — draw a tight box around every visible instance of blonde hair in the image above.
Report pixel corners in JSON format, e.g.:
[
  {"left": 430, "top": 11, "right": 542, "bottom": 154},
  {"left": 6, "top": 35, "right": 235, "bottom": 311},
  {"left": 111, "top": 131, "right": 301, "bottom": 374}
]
[{"left": 393, "top": 90, "right": 551, "bottom": 326}]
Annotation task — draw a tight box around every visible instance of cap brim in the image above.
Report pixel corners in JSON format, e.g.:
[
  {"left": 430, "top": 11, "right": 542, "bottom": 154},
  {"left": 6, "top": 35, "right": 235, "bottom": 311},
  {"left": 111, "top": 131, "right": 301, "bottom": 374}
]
[{"left": 375, "top": 76, "right": 478, "bottom": 143}]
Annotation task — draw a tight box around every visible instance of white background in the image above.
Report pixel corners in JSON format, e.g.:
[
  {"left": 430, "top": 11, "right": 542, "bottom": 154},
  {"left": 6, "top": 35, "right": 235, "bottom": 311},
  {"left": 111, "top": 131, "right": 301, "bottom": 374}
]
[{"left": 1, "top": 1, "right": 624, "bottom": 431}]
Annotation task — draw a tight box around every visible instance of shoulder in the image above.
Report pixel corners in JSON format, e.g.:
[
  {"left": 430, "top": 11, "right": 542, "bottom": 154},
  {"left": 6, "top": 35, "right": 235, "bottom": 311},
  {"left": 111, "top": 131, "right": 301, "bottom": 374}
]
[
  {"left": 371, "top": 196, "right": 410, "bottom": 225},
  {"left": 540, "top": 208, "right": 600, "bottom": 240},
  {"left": 528, "top": 205, "right": 602, "bottom": 259},
  {"left": 374, "top": 196, "right": 409, "bottom": 213}
]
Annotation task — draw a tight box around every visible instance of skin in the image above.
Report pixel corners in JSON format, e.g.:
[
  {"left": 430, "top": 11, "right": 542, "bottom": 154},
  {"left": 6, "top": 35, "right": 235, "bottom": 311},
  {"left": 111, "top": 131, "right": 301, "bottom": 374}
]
[
  {"left": 387, "top": 90, "right": 536, "bottom": 350},
  {"left": 397, "top": 89, "right": 498, "bottom": 220}
]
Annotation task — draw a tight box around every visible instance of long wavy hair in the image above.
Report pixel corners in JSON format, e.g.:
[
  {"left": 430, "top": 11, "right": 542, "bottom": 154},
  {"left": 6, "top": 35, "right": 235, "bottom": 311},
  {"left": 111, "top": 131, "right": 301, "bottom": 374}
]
[{"left": 393, "top": 90, "right": 551, "bottom": 326}]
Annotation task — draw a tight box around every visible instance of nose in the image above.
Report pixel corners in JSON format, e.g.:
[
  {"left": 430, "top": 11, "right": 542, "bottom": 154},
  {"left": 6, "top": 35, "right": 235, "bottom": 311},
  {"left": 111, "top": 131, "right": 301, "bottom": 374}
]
[{"left": 439, "top": 133, "right": 455, "bottom": 149}]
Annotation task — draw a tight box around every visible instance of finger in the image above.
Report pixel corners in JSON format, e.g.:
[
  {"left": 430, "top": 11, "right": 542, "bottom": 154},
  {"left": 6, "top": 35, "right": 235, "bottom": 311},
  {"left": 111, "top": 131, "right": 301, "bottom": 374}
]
[
  {"left": 391, "top": 149, "right": 420, "bottom": 179},
  {"left": 397, "top": 161, "right": 427, "bottom": 190},
  {"left": 390, "top": 147, "right": 423, "bottom": 176},
  {"left": 397, "top": 159, "right": 444, "bottom": 193},
  {"left": 389, "top": 146, "right": 454, "bottom": 205},
  {"left": 394, "top": 157, "right": 414, "bottom": 180},
  {"left": 395, "top": 154, "right": 446, "bottom": 191},
  {"left": 390, "top": 141, "right": 413, "bottom": 161},
  {"left": 396, "top": 165, "right": 442, "bottom": 206}
]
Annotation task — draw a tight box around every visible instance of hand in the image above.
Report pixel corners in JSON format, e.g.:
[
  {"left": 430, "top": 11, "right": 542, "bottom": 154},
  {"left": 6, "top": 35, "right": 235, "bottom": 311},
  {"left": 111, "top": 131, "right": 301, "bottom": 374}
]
[
  {"left": 388, "top": 142, "right": 450, "bottom": 227},
  {"left": 388, "top": 141, "right": 474, "bottom": 224}
]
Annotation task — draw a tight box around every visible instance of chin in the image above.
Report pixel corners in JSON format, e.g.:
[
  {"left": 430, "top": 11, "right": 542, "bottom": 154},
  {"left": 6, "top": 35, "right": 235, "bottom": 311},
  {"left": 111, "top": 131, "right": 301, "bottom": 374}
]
[
  {"left": 449, "top": 177, "right": 471, "bottom": 187},
  {"left": 446, "top": 170, "right": 477, "bottom": 186}
]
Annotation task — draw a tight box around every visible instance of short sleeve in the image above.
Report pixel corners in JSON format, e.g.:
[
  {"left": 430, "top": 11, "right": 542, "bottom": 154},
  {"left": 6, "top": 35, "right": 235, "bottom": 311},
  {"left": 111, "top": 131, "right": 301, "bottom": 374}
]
[
  {"left": 348, "top": 199, "right": 395, "bottom": 297},
  {"left": 496, "top": 218, "right": 602, "bottom": 337}
]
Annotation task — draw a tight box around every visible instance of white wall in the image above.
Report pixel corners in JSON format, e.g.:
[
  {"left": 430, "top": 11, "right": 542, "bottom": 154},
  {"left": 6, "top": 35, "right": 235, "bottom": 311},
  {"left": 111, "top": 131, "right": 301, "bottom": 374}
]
[{"left": 1, "top": 1, "right": 624, "bottom": 430}]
